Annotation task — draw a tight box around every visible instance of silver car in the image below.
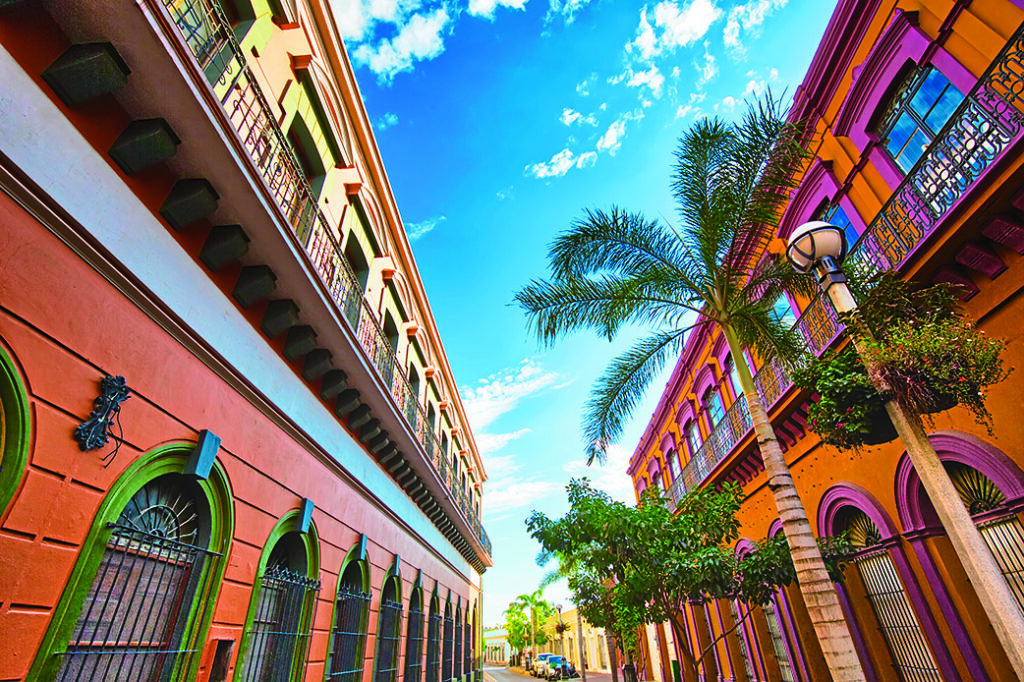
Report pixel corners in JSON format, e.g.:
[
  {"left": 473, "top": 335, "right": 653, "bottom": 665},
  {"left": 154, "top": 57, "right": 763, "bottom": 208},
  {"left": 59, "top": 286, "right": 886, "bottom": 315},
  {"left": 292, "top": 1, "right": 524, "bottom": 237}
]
[{"left": 532, "top": 654, "right": 552, "bottom": 677}]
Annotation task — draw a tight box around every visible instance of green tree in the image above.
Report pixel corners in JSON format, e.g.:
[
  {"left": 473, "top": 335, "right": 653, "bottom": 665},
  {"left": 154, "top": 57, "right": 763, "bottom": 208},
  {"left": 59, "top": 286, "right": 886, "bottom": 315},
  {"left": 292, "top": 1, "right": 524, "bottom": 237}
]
[
  {"left": 516, "top": 96, "right": 865, "bottom": 680},
  {"left": 504, "top": 601, "right": 529, "bottom": 661},
  {"left": 527, "top": 479, "right": 852, "bottom": 680},
  {"left": 513, "top": 588, "right": 555, "bottom": 659}
]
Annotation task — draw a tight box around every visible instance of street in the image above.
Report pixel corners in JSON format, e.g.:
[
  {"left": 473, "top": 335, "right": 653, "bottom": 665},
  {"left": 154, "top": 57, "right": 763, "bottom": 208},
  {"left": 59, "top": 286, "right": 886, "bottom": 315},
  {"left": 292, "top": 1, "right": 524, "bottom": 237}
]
[{"left": 483, "top": 665, "right": 616, "bottom": 682}]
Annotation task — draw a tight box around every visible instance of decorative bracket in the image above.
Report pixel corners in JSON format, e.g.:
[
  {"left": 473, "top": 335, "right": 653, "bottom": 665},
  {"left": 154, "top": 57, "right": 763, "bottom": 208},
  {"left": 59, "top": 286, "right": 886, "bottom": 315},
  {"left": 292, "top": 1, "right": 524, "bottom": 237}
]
[{"left": 74, "top": 375, "right": 131, "bottom": 456}]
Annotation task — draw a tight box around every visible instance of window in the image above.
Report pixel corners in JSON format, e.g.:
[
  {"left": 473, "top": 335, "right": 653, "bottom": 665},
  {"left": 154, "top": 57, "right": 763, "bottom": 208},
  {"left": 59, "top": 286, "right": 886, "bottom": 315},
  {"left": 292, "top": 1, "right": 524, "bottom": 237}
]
[
  {"left": 761, "top": 599, "right": 795, "bottom": 682},
  {"left": 464, "top": 611, "right": 473, "bottom": 678},
  {"left": 442, "top": 602, "right": 455, "bottom": 682},
  {"left": 327, "top": 562, "right": 372, "bottom": 681},
  {"left": 816, "top": 202, "right": 859, "bottom": 255},
  {"left": 725, "top": 355, "right": 743, "bottom": 400},
  {"left": 426, "top": 595, "right": 442, "bottom": 682},
  {"left": 55, "top": 474, "right": 219, "bottom": 681},
  {"left": 878, "top": 66, "right": 964, "bottom": 174},
  {"left": 405, "top": 588, "right": 426, "bottom": 682},
  {"left": 703, "top": 387, "right": 725, "bottom": 429},
  {"left": 844, "top": 509, "right": 940, "bottom": 680},
  {"left": 770, "top": 294, "right": 797, "bottom": 329},
  {"left": 666, "top": 450, "right": 681, "bottom": 482},
  {"left": 729, "top": 601, "right": 758, "bottom": 682},
  {"left": 685, "top": 421, "right": 702, "bottom": 456},
  {"left": 373, "top": 575, "right": 403, "bottom": 682},
  {"left": 454, "top": 606, "right": 463, "bottom": 682},
  {"left": 0, "top": 342, "right": 29, "bottom": 517},
  {"left": 242, "top": 531, "right": 321, "bottom": 681}
]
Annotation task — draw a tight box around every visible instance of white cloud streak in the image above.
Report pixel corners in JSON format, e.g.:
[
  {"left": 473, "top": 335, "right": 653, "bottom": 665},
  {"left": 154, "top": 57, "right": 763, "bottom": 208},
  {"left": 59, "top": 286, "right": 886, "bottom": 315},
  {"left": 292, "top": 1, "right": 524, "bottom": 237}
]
[
  {"left": 724, "top": 0, "right": 788, "bottom": 55},
  {"left": 469, "top": 0, "right": 528, "bottom": 20},
  {"left": 406, "top": 215, "right": 445, "bottom": 241},
  {"left": 352, "top": 7, "right": 451, "bottom": 83}
]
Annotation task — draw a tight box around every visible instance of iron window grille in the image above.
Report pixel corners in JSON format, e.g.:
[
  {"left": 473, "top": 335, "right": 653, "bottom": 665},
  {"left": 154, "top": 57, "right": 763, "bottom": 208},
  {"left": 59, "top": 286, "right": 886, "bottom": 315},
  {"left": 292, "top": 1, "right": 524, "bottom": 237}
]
[
  {"left": 373, "top": 598, "right": 404, "bottom": 682},
  {"left": 55, "top": 476, "right": 219, "bottom": 681},
  {"left": 463, "top": 621, "right": 471, "bottom": 680},
  {"left": 761, "top": 599, "right": 795, "bottom": 682},
  {"left": 240, "top": 565, "right": 322, "bottom": 681},
  {"left": 442, "top": 614, "right": 454, "bottom": 682},
  {"left": 327, "top": 583, "right": 372, "bottom": 681},
  {"left": 426, "top": 611, "right": 442, "bottom": 682},
  {"left": 453, "top": 617, "right": 463, "bottom": 682},
  {"left": 404, "top": 605, "right": 425, "bottom": 682},
  {"left": 728, "top": 601, "right": 758, "bottom": 682}
]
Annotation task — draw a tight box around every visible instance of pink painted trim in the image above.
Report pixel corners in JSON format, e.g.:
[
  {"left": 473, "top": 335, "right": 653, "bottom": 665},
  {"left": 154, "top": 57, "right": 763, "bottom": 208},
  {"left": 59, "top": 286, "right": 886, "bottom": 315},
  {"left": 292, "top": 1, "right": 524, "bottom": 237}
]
[
  {"left": 675, "top": 400, "right": 698, "bottom": 432},
  {"left": 818, "top": 483, "right": 959, "bottom": 680},
  {"left": 659, "top": 432, "right": 677, "bottom": 456},
  {"left": 906, "top": 536, "right": 990, "bottom": 681},
  {"left": 835, "top": 583, "right": 879, "bottom": 681},
  {"left": 894, "top": 430, "right": 1024, "bottom": 531},
  {"left": 692, "top": 365, "right": 717, "bottom": 406},
  {"left": 778, "top": 160, "right": 840, "bottom": 239}
]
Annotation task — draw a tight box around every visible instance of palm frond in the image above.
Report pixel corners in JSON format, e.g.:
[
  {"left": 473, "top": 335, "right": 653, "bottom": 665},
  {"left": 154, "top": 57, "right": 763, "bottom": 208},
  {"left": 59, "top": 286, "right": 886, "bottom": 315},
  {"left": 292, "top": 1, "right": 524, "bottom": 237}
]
[{"left": 583, "top": 329, "right": 691, "bottom": 464}]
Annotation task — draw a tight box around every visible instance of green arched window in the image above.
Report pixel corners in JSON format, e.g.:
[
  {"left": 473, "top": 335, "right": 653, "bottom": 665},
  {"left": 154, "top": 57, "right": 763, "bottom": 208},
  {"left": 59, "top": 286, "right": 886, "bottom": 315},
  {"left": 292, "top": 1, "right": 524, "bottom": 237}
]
[
  {"left": 426, "top": 590, "right": 442, "bottom": 682},
  {"left": 0, "top": 340, "right": 30, "bottom": 517},
  {"left": 326, "top": 537, "right": 371, "bottom": 681},
  {"left": 442, "top": 599, "right": 454, "bottom": 682},
  {"left": 238, "top": 512, "right": 321, "bottom": 680},
  {"left": 453, "top": 604, "right": 462, "bottom": 682},
  {"left": 372, "top": 560, "right": 403, "bottom": 682},
  {"left": 29, "top": 444, "right": 233, "bottom": 681},
  {"left": 404, "top": 581, "right": 425, "bottom": 682}
]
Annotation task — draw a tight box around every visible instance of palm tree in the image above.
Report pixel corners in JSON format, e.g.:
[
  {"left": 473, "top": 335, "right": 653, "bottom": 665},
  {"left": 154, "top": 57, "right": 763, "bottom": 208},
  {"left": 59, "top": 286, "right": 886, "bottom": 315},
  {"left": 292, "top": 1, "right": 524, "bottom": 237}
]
[
  {"left": 515, "top": 97, "right": 865, "bottom": 681},
  {"left": 513, "top": 588, "right": 553, "bottom": 661}
]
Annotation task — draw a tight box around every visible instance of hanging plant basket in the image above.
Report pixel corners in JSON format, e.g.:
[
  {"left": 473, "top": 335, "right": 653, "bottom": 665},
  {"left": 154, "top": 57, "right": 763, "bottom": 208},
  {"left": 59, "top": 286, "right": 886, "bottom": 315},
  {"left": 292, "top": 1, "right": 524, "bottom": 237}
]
[
  {"left": 861, "top": 410, "right": 898, "bottom": 446},
  {"left": 919, "top": 392, "right": 958, "bottom": 415}
]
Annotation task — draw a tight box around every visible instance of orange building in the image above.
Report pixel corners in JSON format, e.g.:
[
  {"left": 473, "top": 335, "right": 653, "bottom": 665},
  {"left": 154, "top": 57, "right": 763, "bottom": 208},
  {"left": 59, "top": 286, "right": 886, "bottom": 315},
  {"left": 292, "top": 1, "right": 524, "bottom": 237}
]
[
  {"left": 627, "top": 1, "right": 1024, "bottom": 681},
  {"left": 0, "top": 1, "right": 490, "bottom": 681}
]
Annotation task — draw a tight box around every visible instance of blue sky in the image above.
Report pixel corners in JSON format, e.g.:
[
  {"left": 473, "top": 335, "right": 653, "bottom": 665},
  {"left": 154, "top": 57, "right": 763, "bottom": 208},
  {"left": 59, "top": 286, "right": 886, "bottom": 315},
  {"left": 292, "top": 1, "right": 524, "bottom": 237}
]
[{"left": 332, "top": 0, "right": 837, "bottom": 626}]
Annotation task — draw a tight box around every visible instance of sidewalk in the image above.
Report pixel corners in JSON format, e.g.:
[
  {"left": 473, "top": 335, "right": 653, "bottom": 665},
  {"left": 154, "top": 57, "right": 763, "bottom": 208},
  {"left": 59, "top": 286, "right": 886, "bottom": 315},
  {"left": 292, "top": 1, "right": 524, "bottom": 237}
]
[{"left": 498, "top": 665, "right": 616, "bottom": 682}]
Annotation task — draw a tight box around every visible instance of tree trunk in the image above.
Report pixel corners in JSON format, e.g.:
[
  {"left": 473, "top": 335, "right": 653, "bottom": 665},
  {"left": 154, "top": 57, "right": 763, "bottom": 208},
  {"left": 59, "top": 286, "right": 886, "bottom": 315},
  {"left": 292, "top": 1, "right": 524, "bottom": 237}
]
[
  {"left": 606, "top": 634, "right": 619, "bottom": 682},
  {"left": 721, "top": 324, "right": 865, "bottom": 682}
]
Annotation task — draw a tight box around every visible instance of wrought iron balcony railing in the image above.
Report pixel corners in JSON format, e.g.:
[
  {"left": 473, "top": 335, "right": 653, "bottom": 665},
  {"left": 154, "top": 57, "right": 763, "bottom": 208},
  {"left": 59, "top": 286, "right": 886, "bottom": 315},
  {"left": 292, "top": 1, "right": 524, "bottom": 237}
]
[
  {"left": 669, "top": 21, "right": 1024, "bottom": 501},
  {"left": 161, "top": 0, "right": 491, "bottom": 556}
]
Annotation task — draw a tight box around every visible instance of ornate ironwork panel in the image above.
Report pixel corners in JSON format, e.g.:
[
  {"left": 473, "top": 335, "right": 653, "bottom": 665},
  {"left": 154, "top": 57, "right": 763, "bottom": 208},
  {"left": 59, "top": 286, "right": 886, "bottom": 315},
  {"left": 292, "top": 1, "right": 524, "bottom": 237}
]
[
  {"left": 463, "top": 619, "right": 472, "bottom": 681},
  {"left": 374, "top": 598, "right": 404, "bottom": 682},
  {"left": 74, "top": 375, "right": 131, "bottom": 452},
  {"left": 453, "top": 617, "right": 463, "bottom": 682},
  {"left": 327, "top": 583, "right": 372, "bottom": 681},
  {"left": 56, "top": 476, "right": 218, "bottom": 681},
  {"left": 426, "top": 611, "right": 442, "bottom": 682},
  {"left": 442, "top": 615, "right": 454, "bottom": 682},
  {"left": 241, "top": 565, "right": 321, "bottom": 682},
  {"left": 404, "top": 605, "right": 425, "bottom": 682}
]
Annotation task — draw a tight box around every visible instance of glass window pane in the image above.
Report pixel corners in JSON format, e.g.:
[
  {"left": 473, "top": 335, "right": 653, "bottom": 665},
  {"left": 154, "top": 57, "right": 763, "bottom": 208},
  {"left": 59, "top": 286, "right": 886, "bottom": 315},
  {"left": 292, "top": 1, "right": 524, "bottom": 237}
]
[
  {"left": 924, "top": 84, "right": 964, "bottom": 131},
  {"left": 909, "top": 69, "right": 947, "bottom": 118},
  {"left": 825, "top": 204, "right": 859, "bottom": 251},
  {"left": 771, "top": 295, "right": 796, "bottom": 329},
  {"left": 705, "top": 389, "right": 725, "bottom": 427},
  {"left": 896, "top": 128, "right": 930, "bottom": 173}
]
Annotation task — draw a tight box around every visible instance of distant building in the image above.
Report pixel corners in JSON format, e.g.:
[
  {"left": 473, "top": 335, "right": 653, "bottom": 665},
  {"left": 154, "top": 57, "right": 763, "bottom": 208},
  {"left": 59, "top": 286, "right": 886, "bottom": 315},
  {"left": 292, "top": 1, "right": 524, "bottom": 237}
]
[
  {"left": 535, "top": 607, "right": 613, "bottom": 673},
  {"left": 0, "top": 1, "right": 490, "bottom": 681},
  {"left": 484, "top": 627, "right": 511, "bottom": 664},
  {"left": 627, "top": 1, "right": 1024, "bottom": 681}
]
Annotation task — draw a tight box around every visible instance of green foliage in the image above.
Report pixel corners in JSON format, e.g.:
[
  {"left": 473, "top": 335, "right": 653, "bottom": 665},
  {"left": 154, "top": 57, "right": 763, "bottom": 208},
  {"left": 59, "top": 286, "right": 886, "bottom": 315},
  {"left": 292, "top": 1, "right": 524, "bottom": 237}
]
[
  {"left": 515, "top": 94, "right": 814, "bottom": 463},
  {"left": 503, "top": 602, "right": 530, "bottom": 654},
  {"left": 511, "top": 589, "right": 555, "bottom": 648},
  {"left": 796, "top": 274, "right": 1011, "bottom": 447},
  {"left": 793, "top": 348, "right": 889, "bottom": 451},
  {"left": 526, "top": 479, "right": 852, "bottom": 667}
]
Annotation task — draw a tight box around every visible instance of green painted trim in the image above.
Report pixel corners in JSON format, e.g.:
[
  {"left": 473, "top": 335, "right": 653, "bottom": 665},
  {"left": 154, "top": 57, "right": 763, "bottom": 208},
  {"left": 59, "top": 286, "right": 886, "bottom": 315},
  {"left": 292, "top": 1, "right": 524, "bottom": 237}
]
[
  {"left": 237, "top": 509, "right": 321, "bottom": 681},
  {"left": 372, "top": 555, "right": 405, "bottom": 682},
  {"left": 0, "top": 339, "right": 31, "bottom": 517},
  {"left": 410, "top": 570, "right": 424, "bottom": 611},
  {"left": 324, "top": 534, "right": 372, "bottom": 680},
  {"left": 27, "top": 442, "right": 234, "bottom": 681}
]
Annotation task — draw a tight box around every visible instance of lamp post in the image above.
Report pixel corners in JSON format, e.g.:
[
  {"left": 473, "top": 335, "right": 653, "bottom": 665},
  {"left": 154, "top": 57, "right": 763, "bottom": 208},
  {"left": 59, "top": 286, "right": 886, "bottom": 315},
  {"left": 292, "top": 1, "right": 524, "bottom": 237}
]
[
  {"left": 556, "top": 604, "right": 566, "bottom": 657},
  {"left": 787, "top": 221, "right": 1024, "bottom": 677}
]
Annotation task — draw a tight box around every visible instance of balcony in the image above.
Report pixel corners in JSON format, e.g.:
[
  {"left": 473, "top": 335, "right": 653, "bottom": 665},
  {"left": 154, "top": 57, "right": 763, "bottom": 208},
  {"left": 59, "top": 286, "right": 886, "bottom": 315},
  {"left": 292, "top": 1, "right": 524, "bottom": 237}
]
[
  {"left": 160, "top": 0, "right": 491, "bottom": 556},
  {"left": 669, "top": 21, "right": 1024, "bottom": 502}
]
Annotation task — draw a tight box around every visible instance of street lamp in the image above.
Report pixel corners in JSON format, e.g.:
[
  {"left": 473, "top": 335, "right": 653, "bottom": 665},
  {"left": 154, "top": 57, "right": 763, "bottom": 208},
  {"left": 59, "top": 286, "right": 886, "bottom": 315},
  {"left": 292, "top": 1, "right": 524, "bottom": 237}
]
[{"left": 787, "top": 221, "right": 1024, "bottom": 677}]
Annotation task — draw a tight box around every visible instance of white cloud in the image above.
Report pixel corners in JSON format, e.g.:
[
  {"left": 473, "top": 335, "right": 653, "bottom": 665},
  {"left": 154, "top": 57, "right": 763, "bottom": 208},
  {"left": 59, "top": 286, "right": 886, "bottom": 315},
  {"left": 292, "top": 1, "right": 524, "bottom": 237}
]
[
  {"left": 375, "top": 112, "right": 399, "bottom": 130},
  {"left": 625, "top": 65, "right": 665, "bottom": 98},
  {"left": 576, "top": 74, "right": 596, "bottom": 96},
  {"left": 524, "top": 148, "right": 597, "bottom": 178},
  {"left": 675, "top": 104, "right": 696, "bottom": 119},
  {"left": 496, "top": 185, "right": 514, "bottom": 200},
  {"left": 576, "top": 151, "right": 598, "bottom": 168},
  {"left": 671, "top": 66, "right": 681, "bottom": 79},
  {"left": 560, "top": 108, "right": 598, "bottom": 126},
  {"left": 469, "top": 0, "right": 528, "bottom": 20},
  {"left": 485, "top": 479, "right": 562, "bottom": 516},
  {"left": 724, "top": 0, "right": 788, "bottom": 55},
  {"left": 406, "top": 214, "right": 445, "bottom": 241},
  {"left": 596, "top": 111, "right": 642, "bottom": 155},
  {"left": 769, "top": 67, "right": 779, "bottom": 80},
  {"left": 476, "top": 428, "right": 530, "bottom": 455},
  {"left": 462, "top": 359, "right": 565, "bottom": 430},
  {"left": 545, "top": 0, "right": 594, "bottom": 25},
  {"left": 627, "top": 0, "right": 722, "bottom": 60},
  {"left": 695, "top": 41, "right": 717, "bottom": 87},
  {"left": 742, "top": 78, "right": 765, "bottom": 98},
  {"left": 715, "top": 95, "right": 736, "bottom": 112},
  {"left": 562, "top": 443, "right": 636, "bottom": 502},
  {"left": 352, "top": 7, "right": 451, "bottom": 82}
]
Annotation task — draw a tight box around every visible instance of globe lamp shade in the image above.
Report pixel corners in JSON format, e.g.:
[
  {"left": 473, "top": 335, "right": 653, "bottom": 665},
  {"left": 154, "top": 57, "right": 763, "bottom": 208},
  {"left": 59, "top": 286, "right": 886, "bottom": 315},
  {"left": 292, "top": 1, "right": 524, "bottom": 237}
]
[{"left": 786, "top": 221, "right": 848, "bottom": 273}]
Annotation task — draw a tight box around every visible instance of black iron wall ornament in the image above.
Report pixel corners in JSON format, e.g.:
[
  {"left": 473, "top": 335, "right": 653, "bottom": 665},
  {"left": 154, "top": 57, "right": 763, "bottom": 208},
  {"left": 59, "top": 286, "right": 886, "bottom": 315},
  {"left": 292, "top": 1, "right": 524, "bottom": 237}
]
[{"left": 74, "top": 375, "right": 131, "bottom": 459}]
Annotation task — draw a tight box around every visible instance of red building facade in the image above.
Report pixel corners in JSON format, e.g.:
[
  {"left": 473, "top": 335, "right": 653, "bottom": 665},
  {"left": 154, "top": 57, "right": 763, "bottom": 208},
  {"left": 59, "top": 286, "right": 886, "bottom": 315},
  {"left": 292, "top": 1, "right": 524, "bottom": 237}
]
[
  {"left": 628, "top": 1, "right": 1024, "bottom": 680},
  {"left": 0, "top": 1, "right": 490, "bottom": 680}
]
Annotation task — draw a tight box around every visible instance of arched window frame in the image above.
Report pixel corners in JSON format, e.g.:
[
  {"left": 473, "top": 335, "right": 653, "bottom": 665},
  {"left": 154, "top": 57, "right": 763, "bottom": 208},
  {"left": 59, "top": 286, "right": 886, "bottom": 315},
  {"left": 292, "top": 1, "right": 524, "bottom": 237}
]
[
  {"left": 372, "top": 556, "right": 404, "bottom": 682},
  {"left": 894, "top": 431, "right": 1024, "bottom": 680},
  {"left": 404, "top": 573, "right": 426, "bottom": 682},
  {"left": 426, "top": 586, "right": 442, "bottom": 682},
  {"left": 766, "top": 520, "right": 810, "bottom": 682},
  {"left": 0, "top": 338, "right": 30, "bottom": 518},
  {"left": 27, "top": 443, "right": 234, "bottom": 681},
  {"left": 442, "top": 595, "right": 455, "bottom": 682},
  {"left": 818, "top": 483, "right": 955, "bottom": 679},
  {"left": 326, "top": 535, "right": 373, "bottom": 681},
  {"left": 238, "top": 506, "right": 322, "bottom": 681}
]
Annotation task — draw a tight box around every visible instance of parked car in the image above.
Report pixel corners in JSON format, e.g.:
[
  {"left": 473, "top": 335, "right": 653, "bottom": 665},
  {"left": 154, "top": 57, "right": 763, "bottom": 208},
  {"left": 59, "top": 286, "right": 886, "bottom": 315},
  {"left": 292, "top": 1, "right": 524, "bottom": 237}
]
[
  {"left": 531, "top": 653, "right": 552, "bottom": 677},
  {"left": 548, "top": 658, "right": 579, "bottom": 681},
  {"left": 542, "top": 656, "right": 564, "bottom": 679}
]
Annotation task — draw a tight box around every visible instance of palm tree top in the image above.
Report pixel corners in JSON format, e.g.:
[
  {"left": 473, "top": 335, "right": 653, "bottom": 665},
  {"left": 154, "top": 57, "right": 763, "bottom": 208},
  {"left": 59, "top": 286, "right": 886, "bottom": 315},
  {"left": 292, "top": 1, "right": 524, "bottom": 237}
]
[{"left": 516, "top": 94, "right": 814, "bottom": 464}]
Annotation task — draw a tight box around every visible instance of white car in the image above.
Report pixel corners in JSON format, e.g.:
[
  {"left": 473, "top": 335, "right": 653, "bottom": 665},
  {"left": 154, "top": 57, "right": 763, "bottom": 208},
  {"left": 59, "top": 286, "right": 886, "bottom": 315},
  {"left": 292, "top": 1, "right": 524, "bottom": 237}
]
[{"left": 532, "top": 654, "right": 553, "bottom": 677}]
